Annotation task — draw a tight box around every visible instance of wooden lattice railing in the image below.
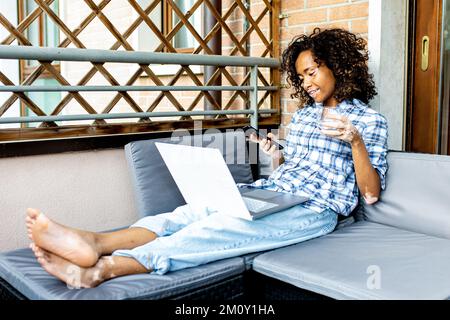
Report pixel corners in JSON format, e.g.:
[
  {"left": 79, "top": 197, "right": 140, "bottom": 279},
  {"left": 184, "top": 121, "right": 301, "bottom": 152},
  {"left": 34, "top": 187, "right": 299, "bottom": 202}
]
[{"left": 0, "top": 0, "right": 281, "bottom": 142}]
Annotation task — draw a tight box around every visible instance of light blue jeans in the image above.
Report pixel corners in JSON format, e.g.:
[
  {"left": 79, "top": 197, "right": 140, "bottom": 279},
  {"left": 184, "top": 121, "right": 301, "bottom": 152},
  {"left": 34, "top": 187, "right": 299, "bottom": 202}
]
[{"left": 112, "top": 204, "right": 338, "bottom": 274}]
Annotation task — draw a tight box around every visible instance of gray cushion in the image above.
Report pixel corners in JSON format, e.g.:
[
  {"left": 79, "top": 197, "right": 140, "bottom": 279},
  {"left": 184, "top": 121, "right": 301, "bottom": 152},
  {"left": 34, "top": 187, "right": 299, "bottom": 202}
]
[
  {"left": 125, "top": 131, "right": 254, "bottom": 218},
  {"left": 0, "top": 248, "right": 245, "bottom": 300},
  {"left": 361, "top": 152, "right": 450, "bottom": 239},
  {"left": 253, "top": 221, "right": 450, "bottom": 300}
]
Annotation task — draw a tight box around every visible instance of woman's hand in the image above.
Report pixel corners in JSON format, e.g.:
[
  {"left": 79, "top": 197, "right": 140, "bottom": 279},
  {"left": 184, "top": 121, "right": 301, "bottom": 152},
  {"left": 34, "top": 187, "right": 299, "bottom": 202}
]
[
  {"left": 320, "top": 114, "right": 382, "bottom": 204},
  {"left": 319, "top": 114, "right": 361, "bottom": 145},
  {"left": 249, "top": 132, "right": 284, "bottom": 168},
  {"left": 249, "top": 132, "right": 281, "bottom": 156}
]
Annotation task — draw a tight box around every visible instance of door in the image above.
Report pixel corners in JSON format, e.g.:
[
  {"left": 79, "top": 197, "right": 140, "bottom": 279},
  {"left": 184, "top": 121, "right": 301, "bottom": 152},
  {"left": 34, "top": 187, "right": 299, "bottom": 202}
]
[{"left": 408, "top": 0, "right": 449, "bottom": 155}]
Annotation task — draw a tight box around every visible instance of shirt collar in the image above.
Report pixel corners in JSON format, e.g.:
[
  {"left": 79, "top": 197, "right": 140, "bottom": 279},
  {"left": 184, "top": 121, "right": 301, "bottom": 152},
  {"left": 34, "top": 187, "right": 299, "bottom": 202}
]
[{"left": 314, "top": 99, "right": 367, "bottom": 113}]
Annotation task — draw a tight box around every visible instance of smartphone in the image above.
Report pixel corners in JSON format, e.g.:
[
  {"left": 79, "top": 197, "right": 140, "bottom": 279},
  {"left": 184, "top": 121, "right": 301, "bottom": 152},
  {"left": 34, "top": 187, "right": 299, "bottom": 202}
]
[{"left": 242, "top": 125, "right": 284, "bottom": 150}]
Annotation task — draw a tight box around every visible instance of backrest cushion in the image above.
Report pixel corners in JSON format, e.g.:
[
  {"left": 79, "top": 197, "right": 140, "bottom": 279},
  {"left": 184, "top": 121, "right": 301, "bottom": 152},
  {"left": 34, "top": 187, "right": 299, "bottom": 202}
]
[
  {"left": 362, "top": 151, "right": 450, "bottom": 239},
  {"left": 125, "top": 130, "right": 254, "bottom": 218}
]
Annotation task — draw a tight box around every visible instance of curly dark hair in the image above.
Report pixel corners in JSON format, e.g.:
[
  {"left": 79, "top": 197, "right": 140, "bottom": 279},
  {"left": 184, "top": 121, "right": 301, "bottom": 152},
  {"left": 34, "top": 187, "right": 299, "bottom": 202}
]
[{"left": 281, "top": 28, "right": 377, "bottom": 107}]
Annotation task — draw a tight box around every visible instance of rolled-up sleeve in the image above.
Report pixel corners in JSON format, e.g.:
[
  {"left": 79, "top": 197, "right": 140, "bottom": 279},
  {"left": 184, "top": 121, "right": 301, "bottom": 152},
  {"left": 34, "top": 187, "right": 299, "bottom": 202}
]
[{"left": 362, "top": 114, "right": 389, "bottom": 190}]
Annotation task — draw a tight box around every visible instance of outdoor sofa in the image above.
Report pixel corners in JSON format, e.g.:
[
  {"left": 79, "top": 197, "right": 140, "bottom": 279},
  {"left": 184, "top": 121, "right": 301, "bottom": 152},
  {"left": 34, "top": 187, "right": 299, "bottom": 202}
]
[{"left": 1, "top": 130, "right": 450, "bottom": 300}]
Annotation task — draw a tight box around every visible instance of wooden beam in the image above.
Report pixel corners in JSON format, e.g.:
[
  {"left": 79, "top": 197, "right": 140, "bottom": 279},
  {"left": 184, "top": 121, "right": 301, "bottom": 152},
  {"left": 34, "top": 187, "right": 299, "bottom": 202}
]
[{"left": 0, "top": 116, "right": 280, "bottom": 142}]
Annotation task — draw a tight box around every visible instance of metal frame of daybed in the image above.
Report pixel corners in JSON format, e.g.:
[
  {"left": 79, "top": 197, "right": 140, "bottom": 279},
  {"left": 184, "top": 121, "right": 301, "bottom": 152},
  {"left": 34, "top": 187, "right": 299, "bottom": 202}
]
[{"left": 0, "top": 269, "right": 333, "bottom": 301}]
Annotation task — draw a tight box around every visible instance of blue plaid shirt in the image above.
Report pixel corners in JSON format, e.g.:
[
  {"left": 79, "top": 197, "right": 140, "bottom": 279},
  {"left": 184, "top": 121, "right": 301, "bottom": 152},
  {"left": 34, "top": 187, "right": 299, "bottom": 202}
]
[{"left": 248, "top": 99, "right": 388, "bottom": 216}]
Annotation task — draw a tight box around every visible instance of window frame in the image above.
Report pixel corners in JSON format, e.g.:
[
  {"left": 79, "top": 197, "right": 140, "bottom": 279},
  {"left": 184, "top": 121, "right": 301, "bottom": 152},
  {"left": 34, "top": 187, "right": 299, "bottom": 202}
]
[
  {"left": 133, "top": 0, "right": 203, "bottom": 75},
  {"left": 163, "top": 0, "right": 203, "bottom": 53},
  {"left": 17, "top": 0, "right": 61, "bottom": 126},
  {"left": 17, "top": 0, "right": 61, "bottom": 80}
]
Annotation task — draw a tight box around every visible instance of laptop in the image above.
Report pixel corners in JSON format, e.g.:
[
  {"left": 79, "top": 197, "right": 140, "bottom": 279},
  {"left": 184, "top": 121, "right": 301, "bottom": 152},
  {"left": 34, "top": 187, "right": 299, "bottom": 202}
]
[{"left": 155, "top": 142, "right": 309, "bottom": 220}]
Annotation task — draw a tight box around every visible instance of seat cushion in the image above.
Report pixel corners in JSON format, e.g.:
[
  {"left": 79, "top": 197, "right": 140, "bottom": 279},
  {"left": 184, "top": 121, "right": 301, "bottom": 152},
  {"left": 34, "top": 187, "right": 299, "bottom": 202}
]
[
  {"left": 125, "top": 131, "right": 254, "bottom": 218},
  {"left": 0, "top": 248, "right": 245, "bottom": 300},
  {"left": 253, "top": 221, "right": 450, "bottom": 300},
  {"left": 362, "top": 151, "right": 450, "bottom": 239}
]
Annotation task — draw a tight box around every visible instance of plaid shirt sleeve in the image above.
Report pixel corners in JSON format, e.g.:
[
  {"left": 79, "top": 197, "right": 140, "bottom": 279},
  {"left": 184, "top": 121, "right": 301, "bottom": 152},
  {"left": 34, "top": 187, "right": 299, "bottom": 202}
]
[{"left": 361, "top": 113, "right": 389, "bottom": 190}]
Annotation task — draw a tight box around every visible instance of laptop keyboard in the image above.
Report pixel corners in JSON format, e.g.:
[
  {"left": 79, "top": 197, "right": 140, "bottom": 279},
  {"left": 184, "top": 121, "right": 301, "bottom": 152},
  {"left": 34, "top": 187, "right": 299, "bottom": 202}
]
[{"left": 243, "top": 197, "right": 278, "bottom": 213}]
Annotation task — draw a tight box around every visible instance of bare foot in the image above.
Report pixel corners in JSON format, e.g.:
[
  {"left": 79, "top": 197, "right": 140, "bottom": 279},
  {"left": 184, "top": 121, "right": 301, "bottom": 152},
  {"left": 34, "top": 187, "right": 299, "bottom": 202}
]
[
  {"left": 30, "top": 243, "right": 108, "bottom": 289},
  {"left": 26, "top": 208, "right": 100, "bottom": 267}
]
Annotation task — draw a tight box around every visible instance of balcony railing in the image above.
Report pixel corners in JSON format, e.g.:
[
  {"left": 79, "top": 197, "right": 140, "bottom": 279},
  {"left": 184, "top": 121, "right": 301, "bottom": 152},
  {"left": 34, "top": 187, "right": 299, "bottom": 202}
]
[{"left": 0, "top": 45, "right": 280, "bottom": 142}]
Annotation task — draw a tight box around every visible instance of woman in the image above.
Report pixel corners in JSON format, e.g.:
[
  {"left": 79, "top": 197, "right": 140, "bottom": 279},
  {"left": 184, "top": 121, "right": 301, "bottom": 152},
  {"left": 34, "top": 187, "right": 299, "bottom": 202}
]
[{"left": 27, "top": 28, "right": 388, "bottom": 288}]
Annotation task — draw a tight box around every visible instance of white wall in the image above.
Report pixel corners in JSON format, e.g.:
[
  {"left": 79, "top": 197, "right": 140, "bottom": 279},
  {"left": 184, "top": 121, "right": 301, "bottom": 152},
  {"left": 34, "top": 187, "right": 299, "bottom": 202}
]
[
  {"left": 368, "top": 0, "right": 409, "bottom": 151},
  {"left": 0, "top": 1, "right": 20, "bottom": 129},
  {"left": 0, "top": 149, "right": 139, "bottom": 252}
]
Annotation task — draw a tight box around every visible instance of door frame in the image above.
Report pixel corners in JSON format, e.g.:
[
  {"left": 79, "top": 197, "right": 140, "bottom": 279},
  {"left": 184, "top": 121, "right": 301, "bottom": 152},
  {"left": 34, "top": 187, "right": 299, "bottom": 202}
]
[
  {"left": 368, "top": 0, "right": 410, "bottom": 151},
  {"left": 407, "top": 0, "right": 445, "bottom": 154},
  {"left": 439, "top": 0, "right": 449, "bottom": 154}
]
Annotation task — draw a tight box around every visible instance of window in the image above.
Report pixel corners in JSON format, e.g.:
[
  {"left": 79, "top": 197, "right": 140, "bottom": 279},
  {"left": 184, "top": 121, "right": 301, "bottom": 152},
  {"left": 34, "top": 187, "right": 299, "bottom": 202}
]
[
  {"left": 135, "top": 0, "right": 202, "bottom": 54},
  {"left": 18, "top": 0, "right": 61, "bottom": 125},
  {"left": 134, "top": 0, "right": 202, "bottom": 75},
  {"left": 19, "top": 0, "right": 60, "bottom": 75},
  {"left": 164, "top": 0, "right": 202, "bottom": 53},
  {"left": 135, "top": 0, "right": 163, "bottom": 52}
]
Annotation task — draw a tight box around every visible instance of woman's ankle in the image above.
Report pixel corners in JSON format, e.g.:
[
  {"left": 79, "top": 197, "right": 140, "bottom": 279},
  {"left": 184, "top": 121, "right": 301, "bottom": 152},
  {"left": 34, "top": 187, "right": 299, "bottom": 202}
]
[
  {"left": 84, "top": 256, "right": 116, "bottom": 287},
  {"left": 93, "top": 233, "right": 109, "bottom": 256}
]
